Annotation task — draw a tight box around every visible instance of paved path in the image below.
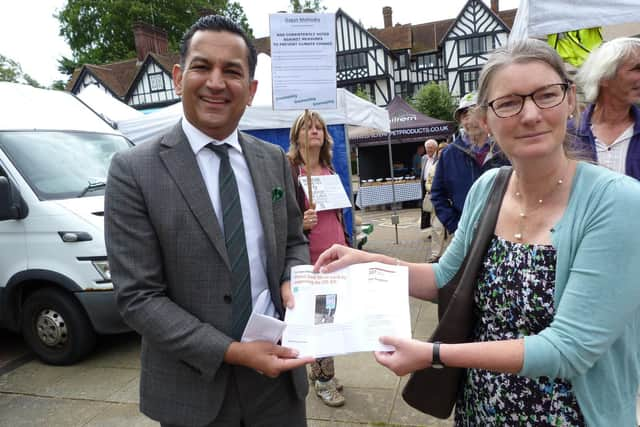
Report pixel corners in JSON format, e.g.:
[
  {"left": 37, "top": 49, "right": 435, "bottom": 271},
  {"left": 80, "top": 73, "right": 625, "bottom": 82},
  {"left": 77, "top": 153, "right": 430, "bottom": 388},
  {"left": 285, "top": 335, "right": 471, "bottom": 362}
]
[{"left": 0, "top": 208, "right": 453, "bottom": 427}]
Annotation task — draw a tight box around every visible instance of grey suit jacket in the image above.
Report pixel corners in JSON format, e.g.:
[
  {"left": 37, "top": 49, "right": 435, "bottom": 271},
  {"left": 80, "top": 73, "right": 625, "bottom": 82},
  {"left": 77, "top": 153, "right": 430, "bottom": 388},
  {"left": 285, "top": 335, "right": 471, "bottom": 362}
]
[{"left": 104, "top": 122, "right": 309, "bottom": 425}]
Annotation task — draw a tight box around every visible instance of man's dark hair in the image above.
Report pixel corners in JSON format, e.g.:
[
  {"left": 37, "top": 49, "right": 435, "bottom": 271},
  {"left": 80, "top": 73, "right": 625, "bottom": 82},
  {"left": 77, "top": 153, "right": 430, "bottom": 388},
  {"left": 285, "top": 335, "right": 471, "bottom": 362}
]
[{"left": 179, "top": 15, "right": 257, "bottom": 79}]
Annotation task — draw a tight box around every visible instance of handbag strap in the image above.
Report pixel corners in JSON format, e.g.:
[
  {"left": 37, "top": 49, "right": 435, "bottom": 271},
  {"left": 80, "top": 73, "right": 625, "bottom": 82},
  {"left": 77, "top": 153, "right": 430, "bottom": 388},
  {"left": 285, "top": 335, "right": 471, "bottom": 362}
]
[
  {"left": 474, "top": 166, "right": 512, "bottom": 248},
  {"left": 452, "top": 166, "right": 512, "bottom": 294}
]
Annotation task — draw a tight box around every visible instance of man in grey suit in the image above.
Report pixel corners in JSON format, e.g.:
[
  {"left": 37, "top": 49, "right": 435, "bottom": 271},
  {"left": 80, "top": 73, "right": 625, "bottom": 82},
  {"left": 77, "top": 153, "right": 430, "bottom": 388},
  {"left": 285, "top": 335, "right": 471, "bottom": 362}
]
[{"left": 105, "top": 15, "right": 313, "bottom": 427}]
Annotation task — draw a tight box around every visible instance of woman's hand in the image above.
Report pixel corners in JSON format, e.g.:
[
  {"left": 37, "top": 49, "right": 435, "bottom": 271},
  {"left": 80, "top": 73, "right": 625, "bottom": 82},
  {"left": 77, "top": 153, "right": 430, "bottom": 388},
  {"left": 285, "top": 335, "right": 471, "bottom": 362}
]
[
  {"left": 302, "top": 207, "right": 317, "bottom": 231},
  {"left": 313, "top": 244, "right": 377, "bottom": 273},
  {"left": 374, "top": 336, "right": 431, "bottom": 376}
]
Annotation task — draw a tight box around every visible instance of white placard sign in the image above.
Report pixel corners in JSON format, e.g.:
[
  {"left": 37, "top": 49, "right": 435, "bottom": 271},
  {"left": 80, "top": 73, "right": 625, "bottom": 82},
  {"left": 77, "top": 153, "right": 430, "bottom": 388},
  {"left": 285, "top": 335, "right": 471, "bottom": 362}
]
[
  {"left": 269, "top": 13, "right": 337, "bottom": 110},
  {"left": 298, "top": 175, "right": 351, "bottom": 211}
]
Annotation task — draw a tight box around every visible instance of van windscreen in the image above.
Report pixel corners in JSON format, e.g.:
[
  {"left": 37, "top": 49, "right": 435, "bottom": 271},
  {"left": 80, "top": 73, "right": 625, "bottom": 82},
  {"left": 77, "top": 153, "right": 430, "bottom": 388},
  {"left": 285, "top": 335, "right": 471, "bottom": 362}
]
[{"left": 0, "top": 131, "right": 130, "bottom": 200}]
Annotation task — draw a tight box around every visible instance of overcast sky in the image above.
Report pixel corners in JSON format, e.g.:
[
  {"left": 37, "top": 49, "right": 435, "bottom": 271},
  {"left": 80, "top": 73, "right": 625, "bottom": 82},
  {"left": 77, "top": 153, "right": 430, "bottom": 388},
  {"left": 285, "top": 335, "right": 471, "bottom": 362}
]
[{"left": 0, "top": 0, "right": 519, "bottom": 87}]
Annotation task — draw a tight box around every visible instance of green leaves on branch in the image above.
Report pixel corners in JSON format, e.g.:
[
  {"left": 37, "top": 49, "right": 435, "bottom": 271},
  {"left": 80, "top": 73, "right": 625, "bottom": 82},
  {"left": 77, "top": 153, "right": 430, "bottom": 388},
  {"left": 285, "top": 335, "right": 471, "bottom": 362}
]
[
  {"left": 411, "top": 82, "right": 456, "bottom": 122},
  {"left": 289, "top": 0, "right": 327, "bottom": 13},
  {"left": 0, "top": 54, "right": 43, "bottom": 88}
]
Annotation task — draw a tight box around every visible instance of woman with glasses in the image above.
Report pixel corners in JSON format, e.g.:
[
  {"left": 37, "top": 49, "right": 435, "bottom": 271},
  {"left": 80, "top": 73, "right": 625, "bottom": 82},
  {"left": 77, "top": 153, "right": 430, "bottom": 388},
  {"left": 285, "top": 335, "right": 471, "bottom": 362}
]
[{"left": 313, "top": 39, "right": 640, "bottom": 426}]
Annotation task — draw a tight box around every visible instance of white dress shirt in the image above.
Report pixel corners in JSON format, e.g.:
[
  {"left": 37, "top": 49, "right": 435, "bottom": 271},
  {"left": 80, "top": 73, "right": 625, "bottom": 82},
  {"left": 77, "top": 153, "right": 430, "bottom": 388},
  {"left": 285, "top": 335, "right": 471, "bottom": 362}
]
[
  {"left": 422, "top": 155, "right": 436, "bottom": 181},
  {"left": 594, "top": 124, "right": 633, "bottom": 175},
  {"left": 181, "top": 118, "right": 275, "bottom": 318}
]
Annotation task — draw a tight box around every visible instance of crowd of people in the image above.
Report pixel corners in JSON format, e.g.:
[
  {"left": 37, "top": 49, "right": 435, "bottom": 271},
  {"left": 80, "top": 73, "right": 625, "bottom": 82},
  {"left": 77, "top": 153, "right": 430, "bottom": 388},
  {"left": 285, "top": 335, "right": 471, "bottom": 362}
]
[{"left": 104, "top": 13, "right": 640, "bottom": 427}]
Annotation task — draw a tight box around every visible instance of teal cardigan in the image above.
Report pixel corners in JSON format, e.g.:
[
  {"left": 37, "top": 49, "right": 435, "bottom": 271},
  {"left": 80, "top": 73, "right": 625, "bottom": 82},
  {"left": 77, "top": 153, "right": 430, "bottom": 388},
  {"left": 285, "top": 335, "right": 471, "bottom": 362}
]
[{"left": 434, "top": 162, "right": 640, "bottom": 426}]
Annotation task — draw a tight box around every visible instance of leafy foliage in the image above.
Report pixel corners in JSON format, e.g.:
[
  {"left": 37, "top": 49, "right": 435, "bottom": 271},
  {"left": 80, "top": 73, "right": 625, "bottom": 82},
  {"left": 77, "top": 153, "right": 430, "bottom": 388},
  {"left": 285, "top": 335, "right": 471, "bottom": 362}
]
[
  {"left": 0, "top": 54, "right": 43, "bottom": 88},
  {"left": 57, "top": 0, "right": 253, "bottom": 74},
  {"left": 353, "top": 85, "right": 371, "bottom": 102},
  {"left": 57, "top": 56, "right": 80, "bottom": 77},
  {"left": 289, "top": 0, "right": 327, "bottom": 12},
  {"left": 411, "top": 82, "right": 456, "bottom": 122},
  {"left": 51, "top": 80, "right": 68, "bottom": 91}
]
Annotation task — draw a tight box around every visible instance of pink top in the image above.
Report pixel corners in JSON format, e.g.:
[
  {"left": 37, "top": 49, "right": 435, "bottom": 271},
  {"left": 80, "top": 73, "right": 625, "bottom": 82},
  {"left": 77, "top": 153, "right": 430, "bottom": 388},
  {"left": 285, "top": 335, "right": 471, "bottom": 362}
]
[{"left": 301, "top": 166, "right": 347, "bottom": 263}]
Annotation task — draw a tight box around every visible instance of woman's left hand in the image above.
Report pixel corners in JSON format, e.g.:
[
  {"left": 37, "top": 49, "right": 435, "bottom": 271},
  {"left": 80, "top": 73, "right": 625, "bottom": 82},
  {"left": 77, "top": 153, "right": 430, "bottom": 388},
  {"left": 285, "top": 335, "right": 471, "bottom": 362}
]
[
  {"left": 302, "top": 207, "right": 317, "bottom": 231},
  {"left": 374, "top": 336, "right": 431, "bottom": 376}
]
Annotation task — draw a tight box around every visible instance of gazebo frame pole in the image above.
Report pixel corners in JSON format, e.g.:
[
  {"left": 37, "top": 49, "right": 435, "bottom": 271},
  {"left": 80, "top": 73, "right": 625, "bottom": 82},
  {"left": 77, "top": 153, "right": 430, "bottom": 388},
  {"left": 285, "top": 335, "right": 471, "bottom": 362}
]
[{"left": 387, "top": 134, "right": 399, "bottom": 244}]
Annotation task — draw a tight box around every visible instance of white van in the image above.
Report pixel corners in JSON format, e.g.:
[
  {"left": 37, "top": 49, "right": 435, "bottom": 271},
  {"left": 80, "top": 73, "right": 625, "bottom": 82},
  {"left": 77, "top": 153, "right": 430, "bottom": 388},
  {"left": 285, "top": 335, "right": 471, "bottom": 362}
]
[{"left": 0, "top": 82, "right": 131, "bottom": 364}]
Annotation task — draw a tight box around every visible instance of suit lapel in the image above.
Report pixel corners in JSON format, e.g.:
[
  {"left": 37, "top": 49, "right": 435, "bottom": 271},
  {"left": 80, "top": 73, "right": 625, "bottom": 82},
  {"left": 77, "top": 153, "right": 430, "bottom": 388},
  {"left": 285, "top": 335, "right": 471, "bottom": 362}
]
[
  {"left": 239, "top": 133, "right": 277, "bottom": 282},
  {"left": 159, "top": 123, "right": 230, "bottom": 269}
]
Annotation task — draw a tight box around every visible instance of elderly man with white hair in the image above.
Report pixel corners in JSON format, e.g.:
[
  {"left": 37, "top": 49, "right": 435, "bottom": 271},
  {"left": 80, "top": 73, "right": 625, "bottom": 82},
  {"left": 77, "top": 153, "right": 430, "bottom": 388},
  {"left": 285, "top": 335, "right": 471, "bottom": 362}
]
[
  {"left": 419, "top": 139, "right": 438, "bottom": 230},
  {"left": 574, "top": 36, "right": 640, "bottom": 425},
  {"left": 575, "top": 37, "right": 640, "bottom": 180}
]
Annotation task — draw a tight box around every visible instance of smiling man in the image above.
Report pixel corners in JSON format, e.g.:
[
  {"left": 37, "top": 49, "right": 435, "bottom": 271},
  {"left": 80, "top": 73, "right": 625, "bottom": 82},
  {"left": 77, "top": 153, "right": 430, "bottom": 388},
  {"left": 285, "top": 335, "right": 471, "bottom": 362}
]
[{"left": 104, "top": 15, "right": 312, "bottom": 427}]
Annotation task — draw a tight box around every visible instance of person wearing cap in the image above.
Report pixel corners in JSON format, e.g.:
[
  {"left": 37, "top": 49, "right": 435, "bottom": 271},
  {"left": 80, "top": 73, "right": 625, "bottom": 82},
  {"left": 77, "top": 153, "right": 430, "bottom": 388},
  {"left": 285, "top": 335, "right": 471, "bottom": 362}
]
[{"left": 429, "top": 91, "right": 508, "bottom": 259}]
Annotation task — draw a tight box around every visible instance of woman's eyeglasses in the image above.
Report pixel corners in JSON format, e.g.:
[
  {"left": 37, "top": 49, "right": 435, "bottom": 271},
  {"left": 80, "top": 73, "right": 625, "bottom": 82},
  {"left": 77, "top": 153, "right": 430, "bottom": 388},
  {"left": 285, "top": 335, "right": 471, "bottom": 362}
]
[{"left": 486, "top": 83, "right": 569, "bottom": 118}]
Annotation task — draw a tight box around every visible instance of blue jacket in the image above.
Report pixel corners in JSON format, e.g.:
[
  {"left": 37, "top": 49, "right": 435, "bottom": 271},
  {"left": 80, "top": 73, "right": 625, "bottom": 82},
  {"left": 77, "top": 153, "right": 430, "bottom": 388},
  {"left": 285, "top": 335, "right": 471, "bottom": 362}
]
[
  {"left": 574, "top": 103, "right": 640, "bottom": 180},
  {"left": 430, "top": 135, "right": 509, "bottom": 233}
]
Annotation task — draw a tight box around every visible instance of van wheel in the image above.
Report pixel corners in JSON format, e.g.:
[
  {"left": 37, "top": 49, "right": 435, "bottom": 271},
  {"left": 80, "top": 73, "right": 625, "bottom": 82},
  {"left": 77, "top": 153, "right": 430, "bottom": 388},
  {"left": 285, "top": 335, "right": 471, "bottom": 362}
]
[{"left": 21, "top": 288, "right": 96, "bottom": 365}]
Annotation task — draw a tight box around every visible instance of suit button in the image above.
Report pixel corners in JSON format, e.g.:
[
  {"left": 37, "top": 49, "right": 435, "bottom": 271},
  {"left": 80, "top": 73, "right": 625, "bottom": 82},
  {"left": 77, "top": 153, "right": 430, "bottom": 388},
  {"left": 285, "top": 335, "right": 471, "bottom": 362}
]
[{"left": 223, "top": 294, "right": 232, "bottom": 304}]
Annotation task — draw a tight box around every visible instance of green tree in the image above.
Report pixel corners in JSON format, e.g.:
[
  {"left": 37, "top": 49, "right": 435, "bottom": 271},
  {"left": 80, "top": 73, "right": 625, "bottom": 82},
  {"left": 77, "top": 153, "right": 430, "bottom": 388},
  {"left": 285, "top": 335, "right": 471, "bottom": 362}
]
[
  {"left": 289, "top": 0, "right": 327, "bottom": 12},
  {"left": 57, "top": 0, "right": 253, "bottom": 75},
  {"left": 353, "top": 85, "right": 371, "bottom": 102},
  {"left": 51, "top": 80, "right": 68, "bottom": 91},
  {"left": 411, "top": 82, "right": 456, "bottom": 122},
  {"left": 0, "top": 54, "right": 43, "bottom": 88},
  {"left": 0, "top": 54, "right": 20, "bottom": 83},
  {"left": 57, "top": 56, "right": 80, "bottom": 77}
]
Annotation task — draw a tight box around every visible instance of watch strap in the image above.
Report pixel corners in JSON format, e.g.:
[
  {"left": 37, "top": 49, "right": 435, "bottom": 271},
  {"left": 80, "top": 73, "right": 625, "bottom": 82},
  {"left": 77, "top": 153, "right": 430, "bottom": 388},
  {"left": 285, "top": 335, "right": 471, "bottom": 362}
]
[{"left": 432, "top": 341, "right": 444, "bottom": 368}]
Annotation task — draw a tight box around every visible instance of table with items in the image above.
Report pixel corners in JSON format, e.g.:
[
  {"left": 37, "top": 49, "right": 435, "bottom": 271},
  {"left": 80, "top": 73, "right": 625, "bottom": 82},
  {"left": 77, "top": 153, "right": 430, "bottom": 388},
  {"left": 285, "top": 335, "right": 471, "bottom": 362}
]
[{"left": 355, "top": 178, "right": 422, "bottom": 208}]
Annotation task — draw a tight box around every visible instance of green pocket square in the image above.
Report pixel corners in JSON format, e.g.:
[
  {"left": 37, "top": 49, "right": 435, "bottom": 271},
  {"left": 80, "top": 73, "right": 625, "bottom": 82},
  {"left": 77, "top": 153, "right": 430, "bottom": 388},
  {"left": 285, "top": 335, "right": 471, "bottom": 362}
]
[{"left": 272, "top": 186, "right": 284, "bottom": 202}]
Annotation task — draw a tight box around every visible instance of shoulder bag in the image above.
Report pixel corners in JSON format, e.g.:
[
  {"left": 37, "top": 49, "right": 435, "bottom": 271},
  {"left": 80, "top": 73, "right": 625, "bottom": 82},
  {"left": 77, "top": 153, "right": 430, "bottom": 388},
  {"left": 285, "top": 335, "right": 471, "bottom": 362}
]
[{"left": 401, "top": 166, "right": 512, "bottom": 419}]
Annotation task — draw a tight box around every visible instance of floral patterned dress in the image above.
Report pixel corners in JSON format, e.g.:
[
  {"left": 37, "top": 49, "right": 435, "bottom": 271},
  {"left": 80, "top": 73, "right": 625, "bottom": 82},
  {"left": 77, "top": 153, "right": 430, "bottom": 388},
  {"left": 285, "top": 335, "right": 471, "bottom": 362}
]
[{"left": 454, "top": 236, "right": 585, "bottom": 426}]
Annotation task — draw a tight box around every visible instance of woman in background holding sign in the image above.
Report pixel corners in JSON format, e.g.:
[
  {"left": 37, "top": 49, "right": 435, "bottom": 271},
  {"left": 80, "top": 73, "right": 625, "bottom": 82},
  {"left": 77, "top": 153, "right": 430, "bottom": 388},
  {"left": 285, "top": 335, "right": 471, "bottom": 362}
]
[{"left": 286, "top": 110, "right": 348, "bottom": 407}]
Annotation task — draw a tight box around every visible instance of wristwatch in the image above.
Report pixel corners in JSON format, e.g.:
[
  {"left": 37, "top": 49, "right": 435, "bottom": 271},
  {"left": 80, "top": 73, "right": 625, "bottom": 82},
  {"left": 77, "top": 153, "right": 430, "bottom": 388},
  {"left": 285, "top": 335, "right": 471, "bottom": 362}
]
[{"left": 432, "top": 341, "right": 445, "bottom": 369}]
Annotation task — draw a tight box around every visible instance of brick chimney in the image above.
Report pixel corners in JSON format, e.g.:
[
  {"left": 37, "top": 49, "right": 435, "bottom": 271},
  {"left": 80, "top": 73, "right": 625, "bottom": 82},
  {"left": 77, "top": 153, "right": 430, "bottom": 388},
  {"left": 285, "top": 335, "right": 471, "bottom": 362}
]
[
  {"left": 132, "top": 22, "right": 168, "bottom": 62},
  {"left": 383, "top": 6, "right": 392, "bottom": 29},
  {"left": 491, "top": 0, "right": 499, "bottom": 12}
]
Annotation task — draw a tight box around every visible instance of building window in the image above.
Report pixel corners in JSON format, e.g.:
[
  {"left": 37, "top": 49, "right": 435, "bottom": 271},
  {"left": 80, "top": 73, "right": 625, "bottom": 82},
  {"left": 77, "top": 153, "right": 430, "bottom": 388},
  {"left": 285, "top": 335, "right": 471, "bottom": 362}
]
[
  {"left": 458, "top": 35, "right": 494, "bottom": 56},
  {"left": 394, "top": 82, "right": 411, "bottom": 99},
  {"left": 416, "top": 53, "right": 438, "bottom": 70},
  {"left": 398, "top": 53, "right": 407, "bottom": 68},
  {"left": 415, "top": 53, "right": 443, "bottom": 81},
  {"left": 148, "top": 73, "right": 165, "bottom": 92},
  {"left": 337, "top": 52, "right": 367, "bottom": 72},
  {"left": 460, "top": 69, "right": 480, "bottom": 95}
]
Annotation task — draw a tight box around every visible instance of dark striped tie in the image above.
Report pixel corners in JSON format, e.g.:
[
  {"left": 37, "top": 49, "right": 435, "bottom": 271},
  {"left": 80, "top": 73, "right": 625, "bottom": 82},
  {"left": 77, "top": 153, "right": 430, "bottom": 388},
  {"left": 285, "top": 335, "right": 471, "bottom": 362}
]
[{"left": 207, "top": 143, "right": 252, "bottom": 340}]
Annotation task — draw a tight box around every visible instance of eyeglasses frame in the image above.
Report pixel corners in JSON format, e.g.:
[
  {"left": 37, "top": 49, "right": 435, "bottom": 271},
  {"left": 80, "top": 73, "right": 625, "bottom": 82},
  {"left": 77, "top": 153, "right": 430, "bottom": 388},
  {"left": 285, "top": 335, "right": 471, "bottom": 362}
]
[{"left": 485, "top": 82, "right": 571, "bottom": 118}]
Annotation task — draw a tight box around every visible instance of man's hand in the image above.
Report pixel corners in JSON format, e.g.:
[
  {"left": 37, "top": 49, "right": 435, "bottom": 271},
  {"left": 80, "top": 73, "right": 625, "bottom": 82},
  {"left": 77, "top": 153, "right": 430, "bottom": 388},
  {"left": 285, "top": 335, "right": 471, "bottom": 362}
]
[
  {"left": 373, "top": 336, "right": 431, "bottom": 376},
  {"left": 224, "top": 341, "right": 314, "bottom": 378},
  {"left": 281, "top": 280, "right": 294, "bottom": 309}
]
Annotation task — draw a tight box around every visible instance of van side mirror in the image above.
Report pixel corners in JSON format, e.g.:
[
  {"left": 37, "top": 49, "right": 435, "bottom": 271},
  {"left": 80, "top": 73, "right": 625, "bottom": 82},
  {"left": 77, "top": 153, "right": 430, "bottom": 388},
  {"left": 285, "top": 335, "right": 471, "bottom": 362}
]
[{"left": 0, "top": 176, "right": 28, "bottom": 220}]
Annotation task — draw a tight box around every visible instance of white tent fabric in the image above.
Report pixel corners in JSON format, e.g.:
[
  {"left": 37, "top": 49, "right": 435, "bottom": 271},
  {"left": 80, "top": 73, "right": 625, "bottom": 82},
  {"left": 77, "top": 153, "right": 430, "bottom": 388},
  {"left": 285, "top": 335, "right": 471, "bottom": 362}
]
[
  {"left": 510, "top": 0, "right": 640, "bottom": 41},
  {"left": 117, "top": 53, "right": 390, "bottom": 146},
  {"left": 76, "top": 84, "right": 143, "bottom": 123}
]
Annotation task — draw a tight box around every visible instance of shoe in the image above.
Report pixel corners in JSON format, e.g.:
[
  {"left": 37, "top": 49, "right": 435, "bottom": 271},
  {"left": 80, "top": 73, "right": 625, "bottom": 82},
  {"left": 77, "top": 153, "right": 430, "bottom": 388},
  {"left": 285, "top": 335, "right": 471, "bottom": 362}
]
[
  {"left": 314, "top": 379, "right": 346, "bottom": 407},
  {"left": 308, "top": 372, "right": 343, "bottom": 391}
]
